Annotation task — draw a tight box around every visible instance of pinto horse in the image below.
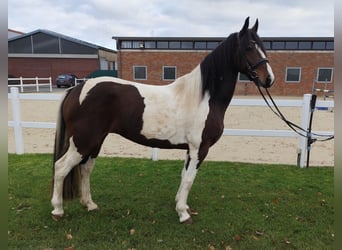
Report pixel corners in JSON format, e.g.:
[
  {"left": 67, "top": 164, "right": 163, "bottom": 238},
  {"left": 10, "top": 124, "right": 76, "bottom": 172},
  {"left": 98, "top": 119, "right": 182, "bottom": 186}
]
[{"left": 51, "top": 17, "right": 275, "bottom": 224}]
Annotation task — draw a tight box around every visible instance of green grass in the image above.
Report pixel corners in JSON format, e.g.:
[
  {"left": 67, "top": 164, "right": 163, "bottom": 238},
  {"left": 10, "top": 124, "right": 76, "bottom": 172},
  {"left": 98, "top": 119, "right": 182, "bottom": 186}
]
[{"left": 8, "top": 154, "right": 334, "bottom": 249}]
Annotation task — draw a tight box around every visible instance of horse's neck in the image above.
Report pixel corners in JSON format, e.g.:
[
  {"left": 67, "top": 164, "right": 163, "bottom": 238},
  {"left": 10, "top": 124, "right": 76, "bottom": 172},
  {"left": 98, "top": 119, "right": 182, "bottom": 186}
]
[{"left": 171, "top": 65, "right": 203, "bottom": 105}]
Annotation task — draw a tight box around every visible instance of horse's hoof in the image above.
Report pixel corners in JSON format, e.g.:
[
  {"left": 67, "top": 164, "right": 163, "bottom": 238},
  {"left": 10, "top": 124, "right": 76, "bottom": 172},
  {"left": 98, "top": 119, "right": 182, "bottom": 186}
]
[
  {"left": 181, "top": 217, "right": 193, "bottom": 225},
  {"left": 187, "top": 208, "right": 199, "bottom": 216},
  {"left": 51, "top": 214, "right": 63, "bottom": 221},
  {"left": 88, "top": 206, "right": 99, "bottom": 212}
]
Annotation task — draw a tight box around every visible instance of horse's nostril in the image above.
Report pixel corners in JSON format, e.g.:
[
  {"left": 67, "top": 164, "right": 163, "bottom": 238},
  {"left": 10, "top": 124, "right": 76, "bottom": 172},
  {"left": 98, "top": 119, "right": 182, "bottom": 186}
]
[{"left": 265, "top": 75, "right": 272, "bottom": 88}]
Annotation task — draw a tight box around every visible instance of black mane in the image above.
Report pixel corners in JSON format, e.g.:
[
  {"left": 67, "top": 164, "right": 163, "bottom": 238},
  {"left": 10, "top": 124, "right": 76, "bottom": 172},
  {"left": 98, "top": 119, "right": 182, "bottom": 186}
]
[{"left": 200, "top": 32, "right": 240, "bottom": 98}]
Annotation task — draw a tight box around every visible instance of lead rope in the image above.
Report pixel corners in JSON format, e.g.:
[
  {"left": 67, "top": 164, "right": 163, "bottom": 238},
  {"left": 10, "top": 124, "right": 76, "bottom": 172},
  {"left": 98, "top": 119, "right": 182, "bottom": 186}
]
[{"left": 256, "top": 86, "right": 334, "bottom": 167}]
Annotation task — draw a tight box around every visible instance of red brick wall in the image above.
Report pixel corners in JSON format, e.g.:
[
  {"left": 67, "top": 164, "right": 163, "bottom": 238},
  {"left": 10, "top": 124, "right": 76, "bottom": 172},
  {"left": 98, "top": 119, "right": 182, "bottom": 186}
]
[
  {"left": 8, "top": 57, "right": 100, "bottom": 83},
  {"left": 117, "top": 50, "right": 334, "bottom": 96}
]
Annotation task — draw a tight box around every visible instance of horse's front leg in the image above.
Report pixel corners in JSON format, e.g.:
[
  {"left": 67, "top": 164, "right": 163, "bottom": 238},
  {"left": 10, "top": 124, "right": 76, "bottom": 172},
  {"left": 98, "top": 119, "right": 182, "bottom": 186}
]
[
  {"left": 80, "top": 158, "right": 98, "bottom": 211},
  {"left": 175, "top": 147, "right": 204, "bottom": 224}
]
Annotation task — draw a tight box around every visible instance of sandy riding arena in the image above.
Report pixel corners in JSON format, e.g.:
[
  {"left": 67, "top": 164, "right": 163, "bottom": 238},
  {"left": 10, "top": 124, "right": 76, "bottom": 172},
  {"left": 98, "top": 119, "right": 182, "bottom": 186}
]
[{"left": 8, "top": 94, "right": 334, "bottom": 166}]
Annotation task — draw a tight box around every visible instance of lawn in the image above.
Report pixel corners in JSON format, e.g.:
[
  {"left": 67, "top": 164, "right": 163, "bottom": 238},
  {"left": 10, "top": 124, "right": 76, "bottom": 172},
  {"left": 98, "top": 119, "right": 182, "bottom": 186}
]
[{"left": 8, "top": 154, "right": 334, "bottom": 249}]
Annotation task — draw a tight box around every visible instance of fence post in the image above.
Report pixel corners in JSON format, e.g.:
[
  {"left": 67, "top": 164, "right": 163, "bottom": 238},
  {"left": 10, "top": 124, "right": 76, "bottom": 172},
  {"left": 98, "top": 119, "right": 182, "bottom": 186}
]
[
  {"left": 298, "top": 94, "right": 312, "bottom": 168},
  {"left": 10, "top": 87, "right": 24, "bottom": 154},
  {"left": 35, "top": 76, "right": 39, "bottom": 92},
  {"left": 151, "top": 148, "right": 159, "bottom": 161},
  {"left": 19, "top": 77, "right": 24, "bottom": 93},
  {"left": 49, "top": 77, "right": 53, "bottom": 92}
]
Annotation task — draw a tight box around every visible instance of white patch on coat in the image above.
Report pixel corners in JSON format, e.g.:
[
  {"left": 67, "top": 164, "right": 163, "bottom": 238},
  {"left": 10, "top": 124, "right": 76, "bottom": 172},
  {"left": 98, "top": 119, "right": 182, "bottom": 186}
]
[
  {"left": 78, "top": 66, "right": 211, "bottom": 147},
  {"left": 138, "top": 65, "right": 210, "bottom": 146},
  {"left": 79, "top": 77, "right": 134, "bottom": 105},
  {"left": 255, "top": 44, "right": 275, "bottom": 84}
]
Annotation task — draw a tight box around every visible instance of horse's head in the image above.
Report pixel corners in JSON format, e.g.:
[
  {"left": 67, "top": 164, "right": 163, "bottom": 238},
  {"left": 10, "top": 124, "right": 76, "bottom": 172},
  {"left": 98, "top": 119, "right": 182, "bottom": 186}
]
[{"left": 236, "top": 17, "right": 275, "bottom": 88}]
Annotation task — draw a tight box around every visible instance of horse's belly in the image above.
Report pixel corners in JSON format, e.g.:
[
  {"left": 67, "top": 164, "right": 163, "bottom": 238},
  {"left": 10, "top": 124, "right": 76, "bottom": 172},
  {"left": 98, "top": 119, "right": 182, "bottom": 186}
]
[{"left": 140, "top": 111, "right": 188, "bottom": 145}]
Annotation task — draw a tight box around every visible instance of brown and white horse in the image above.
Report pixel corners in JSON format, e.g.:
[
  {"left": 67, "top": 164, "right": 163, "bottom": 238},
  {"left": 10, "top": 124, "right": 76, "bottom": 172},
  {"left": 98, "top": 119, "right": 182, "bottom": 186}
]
[{"left": 51, "top": 17, "right": 274, "bottom": 224}]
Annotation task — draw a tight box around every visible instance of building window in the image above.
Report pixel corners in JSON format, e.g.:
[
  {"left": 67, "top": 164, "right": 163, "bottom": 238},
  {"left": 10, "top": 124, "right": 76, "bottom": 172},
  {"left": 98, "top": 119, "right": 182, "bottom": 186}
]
[
  {"left": 238, "top": 73, "right": 251, "bottom": 82},
  {"left": 285, "top": 67, "right": 301, "bottom": 82},
  {"left": 163, "top": 66, "right": 177, "bottom": 80},
  {"left": 181, "top": 41, "right": 193, "bottom": 49},
  {"left": 262, "top": 41, "right": 271, "bottom": 50},
  {"left": 317, "top": 68, "right": 333, "bottom": 82},
  {"left": 272, "top": 41, "right": 285, "bottom": 50},
  {"left": 121, "top": 41, "right": 132, "bottom": 49},
  {"left": 194, "top": 41, "right": 206, "bottom": 49},
  {"left": 207, "top": 41, "right": 220, "bottom": 49},
  {"left": 157, "top": 41, "right": 168, "bottom": 49},
  {"left": 285, "top": 41, "right": 298, "bottom": 50},
  {"left": 312, "top": 41, "right": 326, "bottom": 50},
  {"left": 169, "top": 41, "right": 181, "bottom": 49},
  {"left": 144, "top": 41, "right": 156, "bottom": 49},
  {"left": 298, "top": 41, "right": 311, "bottom": 50},
  {"left": 133, "top": 66, "right": 147, "bottom": 80},
  {"left": 132, "top": 41, "right": 144, "bottom": 49}
]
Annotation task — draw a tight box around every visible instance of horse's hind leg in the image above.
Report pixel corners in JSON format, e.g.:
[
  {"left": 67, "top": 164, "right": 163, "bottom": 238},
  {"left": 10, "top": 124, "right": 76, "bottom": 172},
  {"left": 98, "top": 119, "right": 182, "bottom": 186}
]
[
  {"left": 80, "top": 158, "right": 98, "bottom": 211},
  {"left": 51, "top": 138, "right": 82, "bottom": 218}
]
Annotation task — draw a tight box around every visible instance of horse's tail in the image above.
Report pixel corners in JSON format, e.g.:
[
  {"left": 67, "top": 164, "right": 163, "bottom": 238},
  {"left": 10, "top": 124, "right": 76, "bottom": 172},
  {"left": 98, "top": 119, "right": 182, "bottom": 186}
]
[{"left": 52, "top": 89, "right": 81, "bottom": 200}]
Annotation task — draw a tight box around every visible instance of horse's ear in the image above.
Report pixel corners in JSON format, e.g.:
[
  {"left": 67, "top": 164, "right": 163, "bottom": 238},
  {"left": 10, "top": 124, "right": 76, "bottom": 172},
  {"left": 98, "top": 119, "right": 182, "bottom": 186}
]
[
  {"left": 239, "top": 17, "right": 250, "bottom": 37},
  {"left": 252, "top": 18, "right": 259, "bottom": 33}
]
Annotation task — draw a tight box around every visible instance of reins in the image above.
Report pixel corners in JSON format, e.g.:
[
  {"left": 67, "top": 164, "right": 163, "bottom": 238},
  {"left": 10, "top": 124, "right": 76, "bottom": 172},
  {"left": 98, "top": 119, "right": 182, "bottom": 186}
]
[{"left": 256, "top": 85, "right": 334, "bottom": 167}]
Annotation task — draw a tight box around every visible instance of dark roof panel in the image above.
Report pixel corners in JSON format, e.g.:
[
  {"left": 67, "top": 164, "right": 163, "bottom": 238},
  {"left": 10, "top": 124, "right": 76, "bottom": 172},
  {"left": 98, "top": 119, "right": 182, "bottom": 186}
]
[{"left": 9, "top": 29, "right": 116, "bottom": 54}]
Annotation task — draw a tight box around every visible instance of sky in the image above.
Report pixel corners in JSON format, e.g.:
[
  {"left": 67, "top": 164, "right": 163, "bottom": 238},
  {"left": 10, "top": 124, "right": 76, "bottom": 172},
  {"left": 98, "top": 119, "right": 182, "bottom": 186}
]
[{"left": 8, "top": 0, "right": 334, "bottom": 49}]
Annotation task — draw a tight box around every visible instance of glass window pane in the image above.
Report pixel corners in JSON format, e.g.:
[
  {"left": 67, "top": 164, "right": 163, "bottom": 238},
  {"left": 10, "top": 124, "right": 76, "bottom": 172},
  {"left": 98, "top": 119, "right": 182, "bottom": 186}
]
[
  {"left": 157, "top": 41, "right": 168, "bottom": 49},
  {"left": 272, "top": 41, "right": 285, "bottom": 50},
  {"left": 169, "top": 41, "right": 181, "bottom": 49},
  {"left": 163, "top": 66, "right": 176, "bottom": 80},
  {"left": 194, "top": 41, "right": 206, "bottom": 49},
  {"left": 132, "top": 41, "right": 144, "bottom": 48},
  {"left": 312, "top": 41, "right": 325, "bottom": 50},
  {"left": 317, "top": 68, "right": 333, "bottom": 82},
  {"left": 121, "top": 41, "right": 132, "bottom": 49},
  {"left": 326, "top": 41, "right": 334, "bottom": 50},
  {"left": 285, "top": 41, "right": 298, "bottom": 50},
  {"left": 262, "top": 41, "right": 271, "bottom": 50},
  {"left": 144, "top": 41, "right": 156, "bottom": 49},
  {"left": 298, "top": 41, "right": 311, "bottom": 50},
  {"left": 286, "top": 68, "right": 301, "bottom": 82},
  {"left": 207, "top": 41, "right": 219, "bottom": 49},
  {"left": 134, "top": 66, "right": 147, "bottom": 80},
  {"left": 181, "top": 41, "right": 193, "bottom": 49}
]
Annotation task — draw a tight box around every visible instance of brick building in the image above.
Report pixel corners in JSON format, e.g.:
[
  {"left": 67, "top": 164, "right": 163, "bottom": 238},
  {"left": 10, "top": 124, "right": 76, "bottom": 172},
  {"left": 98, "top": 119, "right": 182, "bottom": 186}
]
[
  {"left": 8, "top": 29, "right": 117, "bottom": 82},
  {"left": 114, "top": 36, "right": 334, "bottom": 96}
]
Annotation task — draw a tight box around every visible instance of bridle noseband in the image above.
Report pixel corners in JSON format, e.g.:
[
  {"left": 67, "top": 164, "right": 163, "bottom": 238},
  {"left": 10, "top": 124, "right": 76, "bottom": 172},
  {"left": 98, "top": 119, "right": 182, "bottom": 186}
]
[{"left": 246, "top": 58, "right": 269, "bottom": 83}]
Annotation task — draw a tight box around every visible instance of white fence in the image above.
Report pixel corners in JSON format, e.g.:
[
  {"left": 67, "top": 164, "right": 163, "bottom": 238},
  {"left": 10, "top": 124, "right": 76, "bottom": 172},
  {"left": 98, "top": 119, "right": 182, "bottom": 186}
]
[
  {"left": 8, "top": 87, "right": 334, "bottom": 167},
  {"left": 8, "top": 77, "right": 53, "bottom": 92}
]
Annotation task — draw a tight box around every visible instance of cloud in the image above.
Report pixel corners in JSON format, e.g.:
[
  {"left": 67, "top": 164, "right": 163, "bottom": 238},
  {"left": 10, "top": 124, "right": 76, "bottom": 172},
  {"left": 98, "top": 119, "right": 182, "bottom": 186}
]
[{"left": 8, "top": 0, "right": 334, "bottom": 49}]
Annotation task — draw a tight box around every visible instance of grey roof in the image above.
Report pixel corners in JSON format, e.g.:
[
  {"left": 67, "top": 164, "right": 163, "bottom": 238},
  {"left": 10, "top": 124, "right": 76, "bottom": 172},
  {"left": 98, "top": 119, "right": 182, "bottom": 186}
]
[{"left": 9, "top": 29, "right": 116, "bottom": 53}]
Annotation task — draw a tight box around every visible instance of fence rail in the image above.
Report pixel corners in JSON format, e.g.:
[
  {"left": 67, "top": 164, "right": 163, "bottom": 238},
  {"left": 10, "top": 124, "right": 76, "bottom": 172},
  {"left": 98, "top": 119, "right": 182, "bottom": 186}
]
[
  {"left": 8, "top": 77, "right": 53, "bottom": 92},
  {"left": 8, "top": 87, "right": 334, "bottom": 167}
]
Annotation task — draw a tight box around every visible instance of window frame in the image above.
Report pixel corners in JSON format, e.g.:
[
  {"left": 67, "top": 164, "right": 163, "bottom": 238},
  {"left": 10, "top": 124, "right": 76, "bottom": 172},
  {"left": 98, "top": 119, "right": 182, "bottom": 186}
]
[
  {"left": 285, "top": 67, "right": 301, "bottom": 83},
  {"left": 133, "top": 65, "right": 147, "bottom": 80},
  {"left": 316, "top": 67, "right": 333, "bottom": 83},
  {"left": 162, "top": 66, "right": 177, "bottom": 81}
]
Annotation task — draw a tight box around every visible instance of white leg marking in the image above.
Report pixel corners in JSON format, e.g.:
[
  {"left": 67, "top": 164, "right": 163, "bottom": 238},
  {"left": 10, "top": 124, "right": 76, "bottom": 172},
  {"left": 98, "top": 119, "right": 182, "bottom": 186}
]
[
  {"left": 175, "top": 149, "right": 199, "bottom": 223},
  {"left": 80, "top": 158, "right": 98, "bottom": 211},
  {"left": 51, "top": 137, "right": 82, "bottom": 216}
]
